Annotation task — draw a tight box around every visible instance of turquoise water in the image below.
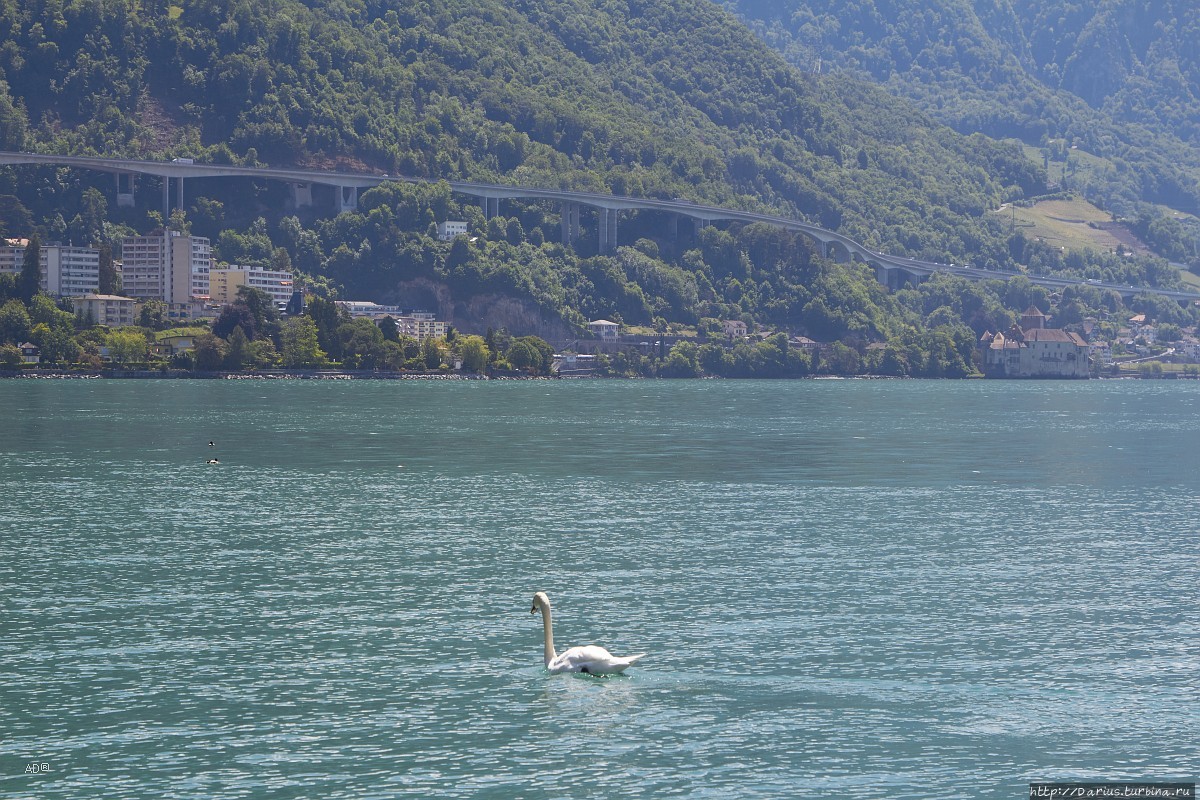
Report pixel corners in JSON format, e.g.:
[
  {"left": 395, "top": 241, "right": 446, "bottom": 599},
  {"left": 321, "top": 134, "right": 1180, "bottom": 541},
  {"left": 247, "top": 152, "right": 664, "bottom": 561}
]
[{"left": 2, "top": 378, "right": 1197, "bottom": 799}]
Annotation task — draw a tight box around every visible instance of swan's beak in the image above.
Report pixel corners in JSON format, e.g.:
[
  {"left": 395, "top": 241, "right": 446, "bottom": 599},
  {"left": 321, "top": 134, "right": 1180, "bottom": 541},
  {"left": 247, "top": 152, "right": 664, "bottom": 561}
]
[{"left": 530, "top": 605, "right": 537, "bottom": 613}]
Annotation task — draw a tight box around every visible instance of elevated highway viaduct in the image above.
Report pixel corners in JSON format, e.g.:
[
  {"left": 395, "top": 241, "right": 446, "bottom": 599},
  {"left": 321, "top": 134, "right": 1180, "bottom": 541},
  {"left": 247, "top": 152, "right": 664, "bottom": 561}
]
[{"left": 2, "top": 151, "right": 1197, "bottom": 305}]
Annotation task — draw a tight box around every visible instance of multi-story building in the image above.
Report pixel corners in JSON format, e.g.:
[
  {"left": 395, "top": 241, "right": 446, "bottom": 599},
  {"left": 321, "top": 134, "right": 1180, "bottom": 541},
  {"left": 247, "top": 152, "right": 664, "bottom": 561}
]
[
  {"left": 336, "top": 302, "right": 448, "bottom": 341},
  {"left": 437, "top": 220, "right": 468, "bottom": 241},
  {"left": 0, "top": 239, "right": 101, "bottom": 297},
  {"left": 395, "top": 312, "right": 447, "bottom": 341},
  {"left": 721, "top": 319, "right": 747, "bottom": 338},
  {"left": 336, "top": 300, "right": 402, "bottom": 318},
  {"left": 980, "top": 306, "right": 1090, "bottom": 378},
  {"left": 72, "top": 294, "right": 136, "bottom": 327},
  {"left": 588, "top": 319, "right": 619, "bottom": 341},
  {"left": 1090, "top": 341, "right": 1114, "bottom": 367},
  {"left": 209, "top": 265, "right": 295, "bottom": 306},
  {"left": 120, "top": 230, "right": 211, "bottom": 305}
]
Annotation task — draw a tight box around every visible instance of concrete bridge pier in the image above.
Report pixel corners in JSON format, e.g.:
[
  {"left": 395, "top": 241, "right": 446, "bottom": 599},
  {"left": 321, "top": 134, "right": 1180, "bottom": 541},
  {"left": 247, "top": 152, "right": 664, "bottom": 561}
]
[
  {"left": 822, "top": 240, "right": 851, "bottom": 263},
  {"left": 881, "top": 267, "right": 920, "bottom": 291},
  {"left": 560, "top": 201, "right": 581, "bottom": 244},
  {"left": 481, "top": 196, "right": 500, "bottom": 219},
  {"left": 874, "top": 263, "right": 890, "bottom": 287},
  {"left": 115, "top": 172, "right": 136, "bottom": 208},
  {"left": 289, "top": 182, "right": 313, "bottom": 208},
  {"left": 160, "top": 176, "right": 184, "bottom": 219},
  {"left": 337, "top": 185, "right": 358, "bottom": 213},
  {"left": 598, "top": 207, "right": 618, "bottom": 253}
]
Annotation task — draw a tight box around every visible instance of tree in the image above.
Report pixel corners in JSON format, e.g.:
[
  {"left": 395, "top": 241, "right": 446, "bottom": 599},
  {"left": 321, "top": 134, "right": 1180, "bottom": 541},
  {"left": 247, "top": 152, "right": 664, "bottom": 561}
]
[
  {"left": 421, "top": 336, "right": 444, "bottom": 369},
  {"left": 1157, "top": 323, "right": 1182, "bottom": 343},
  {"left": 509, "top": 336, "right": 554, "bottom": 375},
  {"left": 0, "top": 273, "right": 16, "bottom": 304},
  {"left": 247, "top": 338, "right": 279, "bottom": 368},
  {"left": 98, "top": 243, "right": 119, "bottom": 295},
  {"left": 306, "top": 296, "right": 345, "bottom": 358},
  {"left": 338, "top": 318, "right": 387, "bottom": 369},
  {"left": 0, "top": 195, "right": 33, "bottom": 236},
  {"left": 192, "top": 334, "right": 229, "bottom": 371},
  {"left": 139, "top": 300, "right": 168, "bottom": 330},
  {"left": 169, "top": 208, "right": 190, "bottom": 235},
  {"left": 0, "top": 343, "right": 21, "bottom": 368},
  {"left": 458, "top": 335, "right": 489, "bottom": 373},
  {"left": 485, "top": 327, "right": 512, "bottom": 364},
  {"left": 660, "top": 341, "right": 700, "bottom": 377},
  {"left": 271, "top": 247, "right": 292, "bottom": 274},
  {"left": 19, "top": 233, "right": 40, "bottom": 302},
  {"left": 821, "top": 342, "right": 861, "bottom": 375},
  {"left": 281, "top": 316, "right": 326, "bottom": 367},
  {"left": 30, "top": 322, "right": 80, "bottom": 364},
  {"left": 106, "top": 329, "right": 149, "bottom": 365},
  {"left": 212, "top": 303, "right": 257, "bottom": 341},
  {"left": 446, "top": 235, "right": 472, "bottom": 270},
  {"left": 235, "top": 285, "right": 281, "bottom": 341},
  {"left": 506, "top": 339, "right": 541, "bottom": 373},
  {"left": 0, "top": 299, "right": 32, "bottom": 344},
  {"left": 224, "top": 326, "right": 251, "bottom": 370},
  {"left": 506, "top": 217, "right": 524, "bottom": 245},
  {"left": 69, "top": 188, "right": 108, "bottom": 245}
]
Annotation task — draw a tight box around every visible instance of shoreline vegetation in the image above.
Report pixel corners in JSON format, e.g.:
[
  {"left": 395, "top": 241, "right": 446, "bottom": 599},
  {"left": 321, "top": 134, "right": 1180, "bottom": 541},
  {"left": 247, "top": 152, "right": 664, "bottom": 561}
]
[
  {"left": 4, "top": 283, "right": 1189, "bottom": 380},
  {"left": 0, "top": 369, "right": 529, "bottom": 380},
  {"left": 1, "top": 368, "right": 1191, "bottom": 381}
]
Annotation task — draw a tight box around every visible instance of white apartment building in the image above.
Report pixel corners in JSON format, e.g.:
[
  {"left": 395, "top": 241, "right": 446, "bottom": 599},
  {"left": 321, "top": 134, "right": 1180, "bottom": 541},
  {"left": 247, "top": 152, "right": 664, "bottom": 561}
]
[
  {"left": 72, "top": 294, "right": 136, "bottom": 327},
  {"left": 0, "top": 240, "right": 101, "bottom": 297},
  {"left": 121, "top": 230, "right": 212, "bottom": 305},
  {"left": 437, "top": 221, "right": 468, "bottom": 241},
  {"left": 209, "top": 265, "right": 295, "bottom": 306},
  {"left": 588, "top": 319, "right": 619, "bottom": 341},
  {"left": 395, "top": 314, "right": 447, "bottom": 341},
  {"left": 1090, "top": 341, "right": 1114, "bottom": 366},
  {"left": 336, "top": 300, "right": 402, "bottom": 318},
  {"left": 336, "top": 302, "right": 448, "bottom": 341},
  {"left": 1176, "top": 340, "right": 1200, "bottom": 362}
]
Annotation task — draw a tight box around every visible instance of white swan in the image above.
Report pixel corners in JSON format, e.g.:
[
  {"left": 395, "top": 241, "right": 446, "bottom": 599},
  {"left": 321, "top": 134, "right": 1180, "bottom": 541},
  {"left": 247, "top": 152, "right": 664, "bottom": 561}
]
[{"left": 530, "top": 591, "right": 646, "bottom": 674}]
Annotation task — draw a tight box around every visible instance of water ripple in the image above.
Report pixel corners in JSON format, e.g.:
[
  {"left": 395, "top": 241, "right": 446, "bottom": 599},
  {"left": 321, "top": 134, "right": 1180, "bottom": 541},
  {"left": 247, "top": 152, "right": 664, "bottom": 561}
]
[{"left": 2, "top": 380, "right": 1198, "bottom": 799}]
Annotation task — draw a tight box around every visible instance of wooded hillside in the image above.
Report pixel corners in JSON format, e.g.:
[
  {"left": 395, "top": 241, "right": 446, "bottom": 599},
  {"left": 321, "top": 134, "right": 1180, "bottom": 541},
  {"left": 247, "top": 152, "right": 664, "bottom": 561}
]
[{"left": 0, "top": 0, "right": 1192, "bottom": 373}]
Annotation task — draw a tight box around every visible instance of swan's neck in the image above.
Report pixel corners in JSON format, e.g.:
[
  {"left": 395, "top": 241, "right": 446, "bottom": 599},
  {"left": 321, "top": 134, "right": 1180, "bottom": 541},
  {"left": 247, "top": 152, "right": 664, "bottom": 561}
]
[{"left": 540, "top": 604, "right": 557, "bottom": 666}]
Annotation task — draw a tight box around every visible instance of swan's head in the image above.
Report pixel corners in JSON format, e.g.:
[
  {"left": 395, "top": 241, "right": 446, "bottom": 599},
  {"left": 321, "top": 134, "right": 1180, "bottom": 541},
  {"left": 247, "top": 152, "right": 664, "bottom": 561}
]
[{"left": 531, "top": 591, "right": 550, "bottom": 614}]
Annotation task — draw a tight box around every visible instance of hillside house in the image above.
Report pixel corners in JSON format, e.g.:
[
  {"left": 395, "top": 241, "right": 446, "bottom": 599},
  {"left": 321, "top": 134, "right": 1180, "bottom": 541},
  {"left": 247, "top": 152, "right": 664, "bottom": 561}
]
[
  {"left": 18, "top": 342, "right": 39, "bottom": 364},
  {"left": 791, "top": 336, "right": 822, "bottom": 352},
  {"left": 588, "top": 319, "right": 619, "bottom": 341},
  {"left": 437, "top": 221, "right": 468, "bottom": 241}
]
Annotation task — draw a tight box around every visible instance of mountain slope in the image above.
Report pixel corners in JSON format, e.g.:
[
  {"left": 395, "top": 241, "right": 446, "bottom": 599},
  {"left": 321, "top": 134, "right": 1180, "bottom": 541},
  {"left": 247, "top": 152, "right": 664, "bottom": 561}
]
[
  {"left": 724, "top": 0, "right": 1200, "bottom": 217},
  {"left": 0, "top": 0, "right": 1190, "bottom": 367},
  {"left": 0, "top": 0, "right": 1038, "bottom": 263}
]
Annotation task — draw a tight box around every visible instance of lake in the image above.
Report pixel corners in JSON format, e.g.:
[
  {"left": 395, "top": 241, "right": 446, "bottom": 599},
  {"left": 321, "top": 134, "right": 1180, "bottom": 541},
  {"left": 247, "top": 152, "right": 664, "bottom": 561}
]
[{"left": 2, "top": 378, "right": 1197, "bottom": 798}]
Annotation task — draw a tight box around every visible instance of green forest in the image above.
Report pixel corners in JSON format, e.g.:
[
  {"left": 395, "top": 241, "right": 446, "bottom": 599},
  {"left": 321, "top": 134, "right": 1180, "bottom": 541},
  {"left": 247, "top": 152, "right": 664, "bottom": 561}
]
[
  {"left": 727, "top": 0, "right": 1200, "bottom": 243},
  {"left": 0, "top": 0, "right": 1197, "bottom": 378}
]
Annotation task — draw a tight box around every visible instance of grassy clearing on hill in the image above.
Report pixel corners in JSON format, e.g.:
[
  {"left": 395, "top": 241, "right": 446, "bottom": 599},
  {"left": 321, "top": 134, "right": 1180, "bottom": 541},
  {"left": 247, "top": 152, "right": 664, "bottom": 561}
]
[{"left": 993, "top": 196, "right": 1141, "bottom": 255}]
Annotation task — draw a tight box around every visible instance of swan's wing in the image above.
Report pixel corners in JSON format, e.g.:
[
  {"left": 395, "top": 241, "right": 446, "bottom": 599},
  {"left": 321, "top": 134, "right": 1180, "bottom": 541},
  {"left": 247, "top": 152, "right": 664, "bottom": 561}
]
[
  {"left": 548, "top": 645, "right": 612, "bottom": 672},
  {"left": 548, "top": 646, "right": 647, "bottom": 674}
]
